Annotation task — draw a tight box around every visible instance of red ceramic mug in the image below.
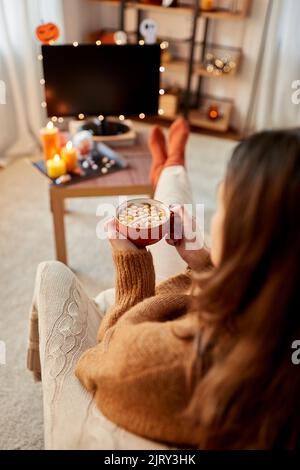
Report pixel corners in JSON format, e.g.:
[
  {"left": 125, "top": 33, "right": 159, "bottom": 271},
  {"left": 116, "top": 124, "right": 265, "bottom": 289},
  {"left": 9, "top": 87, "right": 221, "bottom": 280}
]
[{"left": 116, "top": 198, "right": 172, "bottom": 247}]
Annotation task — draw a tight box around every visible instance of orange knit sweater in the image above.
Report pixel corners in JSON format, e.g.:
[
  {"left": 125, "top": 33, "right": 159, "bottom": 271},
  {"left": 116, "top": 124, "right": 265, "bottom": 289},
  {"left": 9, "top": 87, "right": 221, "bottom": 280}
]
[{"left": 75, "top": 250, "right": 204, "bottom": 447}]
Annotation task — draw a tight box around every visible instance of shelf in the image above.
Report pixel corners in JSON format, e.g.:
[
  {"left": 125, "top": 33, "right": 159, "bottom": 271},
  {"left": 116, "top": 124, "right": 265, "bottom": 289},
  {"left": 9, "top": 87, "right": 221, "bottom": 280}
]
[
  {"left": 201, "top": 0, "right": 250, "bottom": 19},
  {"left": 196, "top": 62, "right": 240, "bottom": 78},
  {"left": 89, "top": 1, "right": 249, "bottom": 20},
  {"left": 196, "top": 47, "right": 242, "bottom": 77},
  {"left": 201, "top": 10, "right": 246, "bottom": 20},
  {"left": 159, "top": 35, "right": 192, "bottom": 44},
  {"left": 163, "top": 59, "right": 187, "bottom": 73},
  {"left": 196, "top": 66, "right": 233, "bottom": 77},
  {"left": 164, "top": 56, "right": 241, "bottom": 78},
  {"left": 189, "top": 97, "right": 233, "bottom": 132},
  {"left": 126, "top": 2, "right": 194, "bottom": 15}
]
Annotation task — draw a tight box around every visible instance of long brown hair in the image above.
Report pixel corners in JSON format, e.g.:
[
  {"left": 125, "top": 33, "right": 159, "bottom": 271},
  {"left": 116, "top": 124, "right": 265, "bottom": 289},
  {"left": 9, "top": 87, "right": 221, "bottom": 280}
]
[{"left": 191, "top": 129, "right": 300, "bottom": 449}]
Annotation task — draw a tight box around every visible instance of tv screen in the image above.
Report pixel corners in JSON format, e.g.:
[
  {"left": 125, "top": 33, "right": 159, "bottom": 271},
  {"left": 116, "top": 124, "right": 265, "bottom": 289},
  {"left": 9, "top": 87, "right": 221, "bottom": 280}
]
[{"left": 42, "top": 44, "right": 161, "bottom": 118}]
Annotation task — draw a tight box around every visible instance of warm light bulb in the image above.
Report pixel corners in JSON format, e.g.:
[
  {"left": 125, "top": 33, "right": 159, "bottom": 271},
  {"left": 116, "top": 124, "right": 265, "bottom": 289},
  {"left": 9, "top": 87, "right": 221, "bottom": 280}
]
[
  {"left": 37, "top": 54, "right": 43, "bottom": 61},
  {"left": 41, "top": 101, "right": 47, "bottom": 108},
  {"left": 159, "top": 89, "right": 165, "bottom": 95},
  {"left": 73, "top": 42, "right": 79, "bottom": 47},
  {"left": 78, "top": 113, "right": 85, "bottom": 120},
  {"left": 54, "top": 154, "right": 60, "bottom": 162},
  {"left": 159, "top": 66, "right": 165, "bottom": 73},
  {"left": 158, "top": 108, "right": 164, "bottom": 116},
  {"left": 58, "top": 117, "right": 64, "bottom": 123},
  {"left": 139, "top": 40, "right": 145, "bottom": 46},
  {"left": 51, "top": 116, "right": 58, "bottom": 122},
  {"left": 96, "top": 40, "right": 101, "bottom": 46},
  {"left": 160, "top": 41, "right": 169, "bottom": 50},
  {"left": 66, "top": 141, "right": 73, "bottom": 151},
  {"left": 98, "top": 115, "right": 104, "bottom": 121},
  {"left": 119, "top": 115, "right": 125, "bottom": 121},
  {"left": 47, "top": 121, "right": 54, "bottom": 129},
  {"left": 139, "top": 113, "right": 145, "bottom": 119},
  {"left": 40, "top": 78, "right": 45, "bottom": 85}
]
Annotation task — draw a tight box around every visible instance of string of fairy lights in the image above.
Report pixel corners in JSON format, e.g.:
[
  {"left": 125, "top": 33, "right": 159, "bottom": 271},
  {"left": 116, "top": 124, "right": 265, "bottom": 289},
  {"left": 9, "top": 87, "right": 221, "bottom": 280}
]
[{"left": 38, "top": 39, "right": 169, "bottom": 123}]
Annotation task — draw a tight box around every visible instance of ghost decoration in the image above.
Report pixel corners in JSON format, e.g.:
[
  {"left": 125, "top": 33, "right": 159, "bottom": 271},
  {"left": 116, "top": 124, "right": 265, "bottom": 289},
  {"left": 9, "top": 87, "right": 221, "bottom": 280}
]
[{"left": 139, "top": 19, "right": 158, "bottom": 45}]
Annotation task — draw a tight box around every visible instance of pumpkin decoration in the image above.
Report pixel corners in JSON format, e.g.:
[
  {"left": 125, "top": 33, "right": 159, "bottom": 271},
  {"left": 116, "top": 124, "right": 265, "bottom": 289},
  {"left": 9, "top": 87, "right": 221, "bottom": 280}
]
[{"left": 36, "top": 22, "right": 60, "bottom": 45}]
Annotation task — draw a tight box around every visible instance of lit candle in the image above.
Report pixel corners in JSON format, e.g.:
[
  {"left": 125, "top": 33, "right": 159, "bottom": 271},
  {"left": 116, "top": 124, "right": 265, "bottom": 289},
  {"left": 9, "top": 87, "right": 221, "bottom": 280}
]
[
  {"left": 46, "top": 154, "right": 67, "bottom": 179},
  {"left": 61, "top": 141, "right": 78, "bottom": 172},
  {"left": 40, "top": 121, "right": 60, "bottom": 161},
  {"left": 208, "top": 105, "right": 219, "bottom": 121}
]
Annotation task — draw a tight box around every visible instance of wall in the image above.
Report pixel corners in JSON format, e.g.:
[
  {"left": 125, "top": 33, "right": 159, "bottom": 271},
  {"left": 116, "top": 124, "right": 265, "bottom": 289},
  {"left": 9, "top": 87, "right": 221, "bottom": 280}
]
[
  {"left": 62, "top": 0, "right": 270, "bottom": 133},
  {"left": 62, "top": 0, "right": 116, "bottom": 41},
  {"left": 62, "top": 0, "right": 93, "bottom": 42}
]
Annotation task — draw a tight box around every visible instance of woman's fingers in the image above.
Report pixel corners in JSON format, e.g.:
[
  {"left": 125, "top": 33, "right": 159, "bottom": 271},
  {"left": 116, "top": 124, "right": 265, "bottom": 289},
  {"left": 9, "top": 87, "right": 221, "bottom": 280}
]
[
  {"left": 169, "top": 205, "right": 184, "bottom": 241},
  {"left": 168, "top": 204, "right": 204, "bottom": 251},
  {"left": 104, "top": 217, "right": 118, "bottom": 239},
  {"left": 104, "top": 217, "right": 126, "bottom": 240},
  {"left": 166, "top": 237, "right": 180, "bottom": 247},
  {"left": 105, "top": 217, "right": 140, "bottom": 252}
]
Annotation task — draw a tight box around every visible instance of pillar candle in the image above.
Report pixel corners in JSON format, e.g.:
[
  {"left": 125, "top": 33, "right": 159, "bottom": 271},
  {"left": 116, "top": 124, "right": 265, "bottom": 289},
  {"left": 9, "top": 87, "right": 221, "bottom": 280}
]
[
  {"left": 61, "top": 141, "right": 78, "bottom": 172},
  {"left": 40, "top": 121, "right": 60, "bottom": 160},
  {"left": 46, "top": 154, "right": 67, "bottom": 179}
]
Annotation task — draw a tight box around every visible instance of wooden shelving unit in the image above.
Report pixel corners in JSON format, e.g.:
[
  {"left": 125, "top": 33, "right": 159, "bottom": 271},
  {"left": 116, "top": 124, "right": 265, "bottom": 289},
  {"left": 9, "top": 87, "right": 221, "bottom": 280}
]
[
  {"left": 88, "top": 0, "right": 251, "bottom": 135},
  {"left": 93, "top": 0, "right": 250, "bottom": 20},
  {"left": 195, "top": 46, "right": 242, "bottom": 78},
  {"left": 163, "top": 59, "right": 187, "bottom": 73},
  {"left": 164, "top": 47, "right": 242, "bottom": 78},
  {"left": 126, "top": 1, "right": 194, "bottom": 15},
  {"left": 189, "top": 97, "right": 233, "bottom": 132},
  {"left": 201, "top": 9, "right": 248, "bottom": 20}
]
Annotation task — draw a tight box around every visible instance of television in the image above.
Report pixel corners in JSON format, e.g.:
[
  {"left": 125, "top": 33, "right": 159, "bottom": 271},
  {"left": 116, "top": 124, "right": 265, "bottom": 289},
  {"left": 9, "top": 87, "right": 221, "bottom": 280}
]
[{"left": 41, "top": 44, "right": 161, "bottom": 119}]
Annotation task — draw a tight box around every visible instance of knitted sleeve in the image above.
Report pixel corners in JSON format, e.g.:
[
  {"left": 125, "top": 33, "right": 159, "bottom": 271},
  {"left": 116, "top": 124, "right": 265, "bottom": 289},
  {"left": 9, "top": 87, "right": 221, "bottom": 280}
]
[
  {"left": 75, "top": 313, "right": 200, "bottom": 447},
  {"left": 97, "top": 249, "right": 155, "bottom": 340}
]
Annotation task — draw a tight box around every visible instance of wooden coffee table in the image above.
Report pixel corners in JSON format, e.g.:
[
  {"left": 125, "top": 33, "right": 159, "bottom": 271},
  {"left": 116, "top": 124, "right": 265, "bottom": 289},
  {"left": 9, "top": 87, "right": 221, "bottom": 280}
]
[{"left": 49, "top": 132, "right": 153, "bottom": 265}]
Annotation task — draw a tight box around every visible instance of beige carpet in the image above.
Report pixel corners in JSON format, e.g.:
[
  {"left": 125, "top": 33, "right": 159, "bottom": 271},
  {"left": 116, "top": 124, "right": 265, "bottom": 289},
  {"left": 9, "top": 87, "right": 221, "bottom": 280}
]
[{"left": 0, "top": 123, "right": 236, "bottom": 449}]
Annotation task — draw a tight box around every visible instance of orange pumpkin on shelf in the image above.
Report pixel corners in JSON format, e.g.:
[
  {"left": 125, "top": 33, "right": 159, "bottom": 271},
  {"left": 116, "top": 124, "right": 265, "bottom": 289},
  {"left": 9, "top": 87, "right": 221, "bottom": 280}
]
[{"left": 36, "top": 22, "right": 60, "bottom": 44}]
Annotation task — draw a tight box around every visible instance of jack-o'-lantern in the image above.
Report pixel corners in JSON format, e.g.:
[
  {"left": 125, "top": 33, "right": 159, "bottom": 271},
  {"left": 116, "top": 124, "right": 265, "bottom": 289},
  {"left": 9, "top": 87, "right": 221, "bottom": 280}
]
[{"left": 36, "top": 22, "right": 60, "bottom": 44}]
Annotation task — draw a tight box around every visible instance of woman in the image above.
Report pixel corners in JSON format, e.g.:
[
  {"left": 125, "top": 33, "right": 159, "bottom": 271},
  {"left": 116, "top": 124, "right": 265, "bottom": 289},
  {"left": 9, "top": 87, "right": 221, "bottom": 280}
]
[{"left": 30, "top": 120, "right": 300, "bottom": 449}]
